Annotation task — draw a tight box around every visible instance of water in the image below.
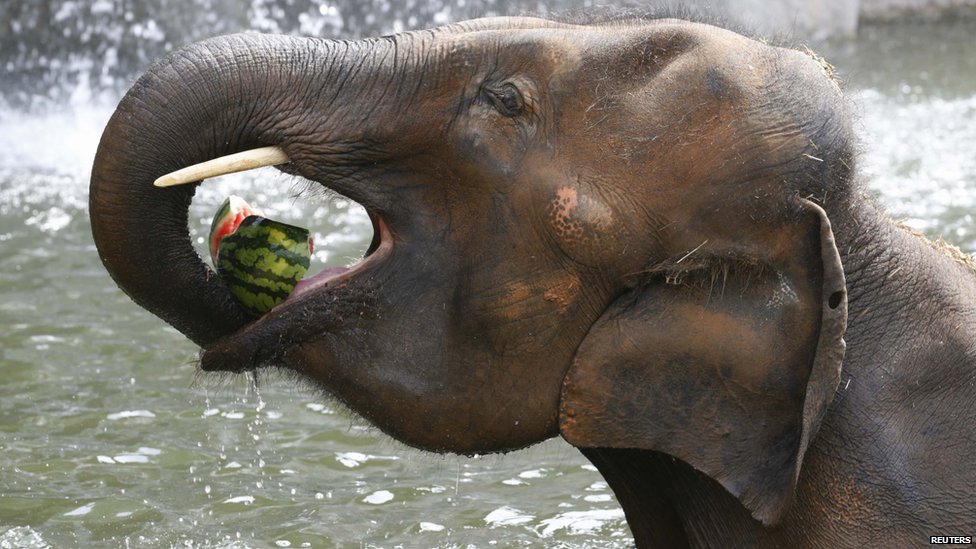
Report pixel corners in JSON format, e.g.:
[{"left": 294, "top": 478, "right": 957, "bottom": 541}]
[{"left": 2, "top": 4, "right": 975, "bottom": 548}]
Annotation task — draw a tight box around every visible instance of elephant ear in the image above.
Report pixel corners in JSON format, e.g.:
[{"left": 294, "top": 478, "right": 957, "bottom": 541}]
[{"left": 559, "top": 199, "right": 847, "bottom": 526}]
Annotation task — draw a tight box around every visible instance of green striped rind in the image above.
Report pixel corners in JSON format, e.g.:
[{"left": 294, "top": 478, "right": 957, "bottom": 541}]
[{"left": 216, "top": 215, "right": 311, "bottom": 317}]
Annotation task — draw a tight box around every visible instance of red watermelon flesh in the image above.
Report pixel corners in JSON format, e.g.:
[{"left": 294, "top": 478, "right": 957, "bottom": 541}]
[{"left": 208, "top": 195, "right": 262, "bottom": 266}]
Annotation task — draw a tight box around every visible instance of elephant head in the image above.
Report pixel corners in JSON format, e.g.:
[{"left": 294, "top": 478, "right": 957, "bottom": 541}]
[{"left": 90, "top": 17, "right": 852, "bottom": 531}]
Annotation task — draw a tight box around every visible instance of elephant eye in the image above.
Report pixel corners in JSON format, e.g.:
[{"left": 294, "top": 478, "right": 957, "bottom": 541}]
[{"left": 486, "top": 83, "right": 524, "bottom": 117}]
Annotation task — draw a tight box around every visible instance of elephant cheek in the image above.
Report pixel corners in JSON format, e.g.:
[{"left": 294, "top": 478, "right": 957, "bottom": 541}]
[
  {"left": 461, "top": 130, "right": 523, "bottom": 179},
  {"left": 466, "top": 273, "right": 584, "bottom": 354},
  {"left": 546, "top": 187, "right": 620, "bottom": 266}
]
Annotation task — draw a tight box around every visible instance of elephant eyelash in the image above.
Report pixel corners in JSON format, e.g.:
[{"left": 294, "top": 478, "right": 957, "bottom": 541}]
[
  {"left": 639, "top": 256, "right": 766, "bottom": 295},
  {"left": 484, "top": 83, "right": 525, "bottom": 117}
]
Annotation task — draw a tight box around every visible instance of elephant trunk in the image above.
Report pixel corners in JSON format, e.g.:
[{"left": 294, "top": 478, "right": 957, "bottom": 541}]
[{"left": 89, "top": 33, "right": 378, "bottom": 346}]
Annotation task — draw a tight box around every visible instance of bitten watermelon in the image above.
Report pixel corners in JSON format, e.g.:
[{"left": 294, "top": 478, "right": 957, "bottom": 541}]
[
  {"left": 208, "top": 195, "right": 261, "bottom": 266},
  {"left": 209, "top": 196, "right": 312, "bottom": 317}
]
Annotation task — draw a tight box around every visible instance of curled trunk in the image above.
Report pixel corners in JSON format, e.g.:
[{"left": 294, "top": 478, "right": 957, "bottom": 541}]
[{"left": 90, "top": 34, "right": 352, "bottom": 345}]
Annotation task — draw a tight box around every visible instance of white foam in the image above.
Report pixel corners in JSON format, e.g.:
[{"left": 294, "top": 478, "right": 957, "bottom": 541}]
[
  {"left": 305, "top": 402, "right": 334, "bottom": 414},
  {"left": 106, "top": 410, "right": 155, "bottom": 420},
  {"left": 223, "top": 495, "right": 255, "bottom": 505},
  {"left": 335, "top": 451, "right": 368, "bottom": 468},
  {"left": 584, "top": 481, "right": 608, "bottom": 492},
  {"left": 518, "top": 468, "right": 545, "bottom": 479},
  {"left": 484, "top": 506, "right": 534, "bottom": 527},
  {"left": 63, "top": 503, "right": 95, "bottom": 517},
  {"left": 113, "top": 454, "right": 149, "bottom": 464},
  {"left": 536, "top": 508, "right": 626, "bottom": 537},
  {"left": 362, "top": 490, "right": 394, "bottom": 504},
  {"left": 335, "top": 452, "right": 398, "bottom": 468}
]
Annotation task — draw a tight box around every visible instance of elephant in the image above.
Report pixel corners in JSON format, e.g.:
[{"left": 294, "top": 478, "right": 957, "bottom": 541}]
[{"left": 89, "top": 16, "right": 976, "bottom": 547}]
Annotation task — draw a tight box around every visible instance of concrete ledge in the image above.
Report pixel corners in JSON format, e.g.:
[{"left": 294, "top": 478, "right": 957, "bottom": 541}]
[
  {"left": 860, "top": 0, "right": 976, "bottom": 20},
  {"left": 711, "top": 0, "right": 976, "bottom": 40}
]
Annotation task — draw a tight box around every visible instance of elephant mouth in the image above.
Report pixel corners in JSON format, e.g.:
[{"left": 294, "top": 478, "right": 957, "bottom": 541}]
[
  {"left": 155, "top": 146, "right": 395, "bottom": 373},
  {"left": 290, "top": 211, "right": 390, "bottom": 301}
]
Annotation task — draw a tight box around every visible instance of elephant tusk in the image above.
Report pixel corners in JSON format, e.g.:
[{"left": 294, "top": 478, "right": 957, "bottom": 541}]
[{"left": 153, "top": 146, "right": 290, "bottom": 187}]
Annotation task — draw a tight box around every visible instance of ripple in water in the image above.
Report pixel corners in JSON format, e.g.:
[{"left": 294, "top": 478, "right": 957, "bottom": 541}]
[{"left": 856, "top": 89, "right": 976, "bottom": 249}]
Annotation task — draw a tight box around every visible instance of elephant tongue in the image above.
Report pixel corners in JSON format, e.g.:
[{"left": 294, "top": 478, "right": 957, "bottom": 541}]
[{"left": 292, "top": 267, "right": 348, "bottom": 295}]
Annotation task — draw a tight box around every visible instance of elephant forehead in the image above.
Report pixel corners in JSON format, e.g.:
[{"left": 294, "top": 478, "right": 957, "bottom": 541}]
[
  {"left": 535, "top": 32, "right": 585, "bottom": 83},
  {"left": 439, "top": 28, "right": 583, "bottom": 73}
]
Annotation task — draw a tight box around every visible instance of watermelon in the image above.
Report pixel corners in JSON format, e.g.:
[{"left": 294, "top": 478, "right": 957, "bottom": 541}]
[
  {"left": 209, "top": 196, "right": 313, "bottom": 317},
  {"left": 208, "top": 195, "right": 262, "bottom": 265}
]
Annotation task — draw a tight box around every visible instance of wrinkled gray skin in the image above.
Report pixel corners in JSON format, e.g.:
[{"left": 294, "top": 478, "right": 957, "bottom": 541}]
[{"left": 89, "top": 17, "right": 976, "bottom": 547}]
